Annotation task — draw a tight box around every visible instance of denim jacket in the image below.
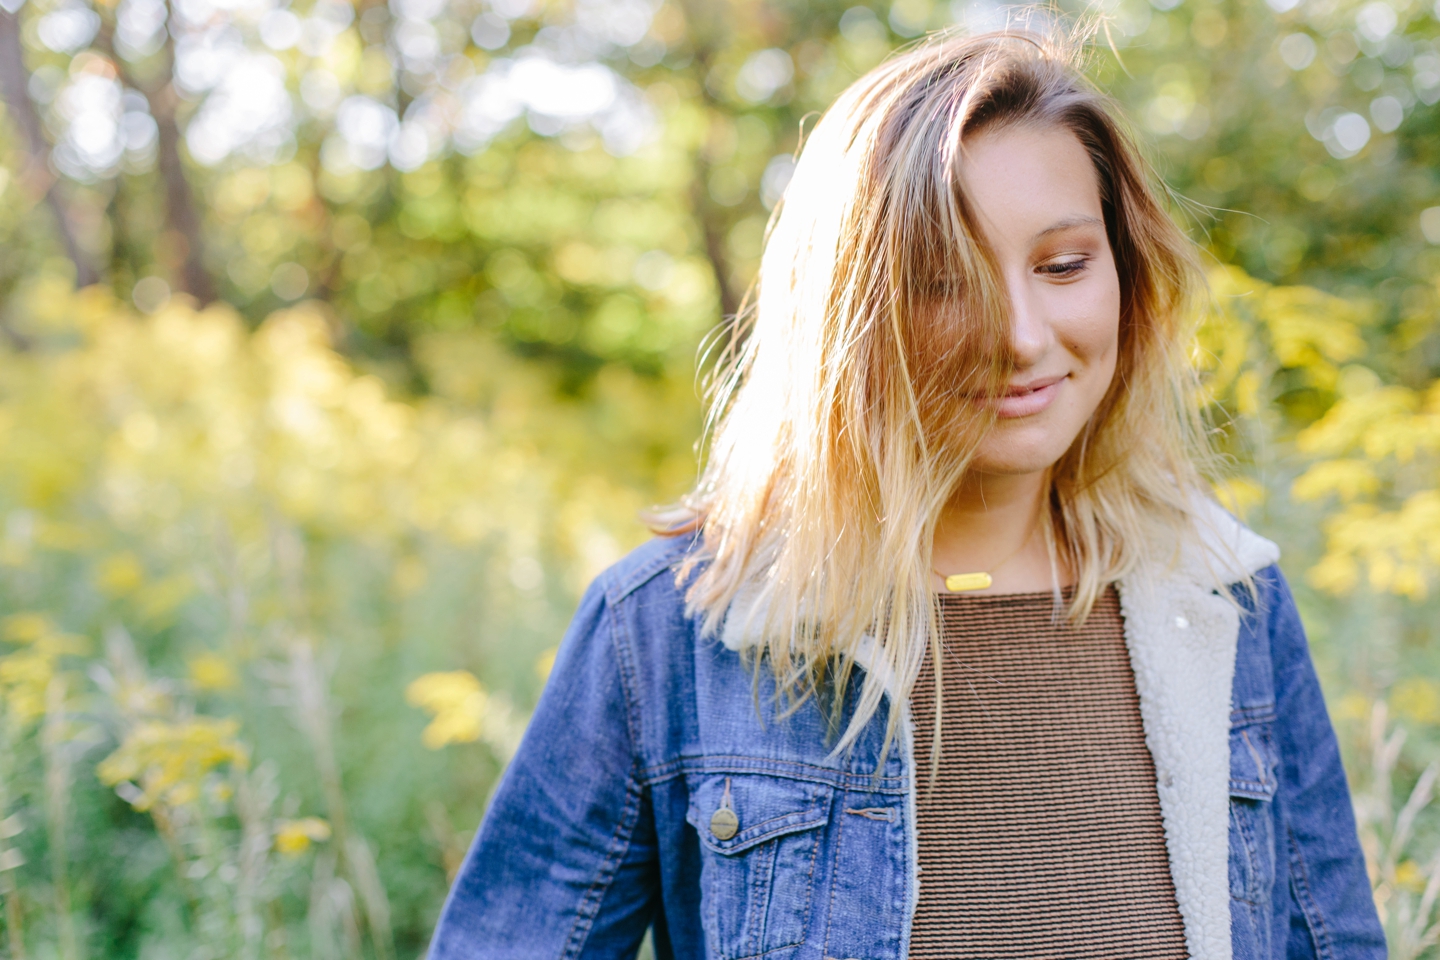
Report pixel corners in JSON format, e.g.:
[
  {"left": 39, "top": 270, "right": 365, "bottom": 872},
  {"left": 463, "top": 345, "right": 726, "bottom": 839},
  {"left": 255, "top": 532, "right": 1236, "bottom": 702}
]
[{"left": 429, "top": 505, "right": 1385, "bottom": 959}]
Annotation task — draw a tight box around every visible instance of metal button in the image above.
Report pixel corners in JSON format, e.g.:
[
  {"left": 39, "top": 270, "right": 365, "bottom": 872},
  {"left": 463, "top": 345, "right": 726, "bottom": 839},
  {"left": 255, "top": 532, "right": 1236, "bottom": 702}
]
[{"left": 709, "top": 807, "right": 739, "bottom": 840}]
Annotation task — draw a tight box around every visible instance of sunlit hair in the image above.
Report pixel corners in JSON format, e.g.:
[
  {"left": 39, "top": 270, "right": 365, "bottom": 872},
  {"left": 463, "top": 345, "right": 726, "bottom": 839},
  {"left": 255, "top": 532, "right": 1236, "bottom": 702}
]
[{"left": 654, "top": 26, "right": 1223, "bottom": 753}]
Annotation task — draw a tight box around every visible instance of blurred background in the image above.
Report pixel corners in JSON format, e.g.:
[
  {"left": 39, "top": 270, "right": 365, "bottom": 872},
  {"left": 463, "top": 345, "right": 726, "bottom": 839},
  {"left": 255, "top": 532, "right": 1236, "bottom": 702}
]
[{"left": 1, "top": 0, "right": 1439, "bottom": 953}]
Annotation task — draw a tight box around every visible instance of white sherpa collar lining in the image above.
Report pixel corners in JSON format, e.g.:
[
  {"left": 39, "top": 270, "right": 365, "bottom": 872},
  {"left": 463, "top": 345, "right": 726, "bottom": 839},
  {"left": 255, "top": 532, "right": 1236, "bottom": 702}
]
[{"left": 717, "top": 499, "right": 1280, "bottom": 960}]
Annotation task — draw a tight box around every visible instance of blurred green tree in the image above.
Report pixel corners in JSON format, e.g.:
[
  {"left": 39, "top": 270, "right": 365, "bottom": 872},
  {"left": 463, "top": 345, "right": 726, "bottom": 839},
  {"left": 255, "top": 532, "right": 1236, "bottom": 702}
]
[
  {"left": 1, "top": 0, "right": 1431, "bottom": 381},
  {"left": 5, "top": 0, "right": 1440, "bottom": 954}
]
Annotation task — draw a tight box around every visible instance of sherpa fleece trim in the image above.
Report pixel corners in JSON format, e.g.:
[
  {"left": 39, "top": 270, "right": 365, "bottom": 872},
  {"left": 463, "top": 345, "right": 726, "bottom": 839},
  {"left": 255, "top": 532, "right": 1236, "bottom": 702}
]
[
  {"left": 717, "top": 500, "right": 1280, "bottom": 960},
  {"left": 1126, "top": 499, "right": 1279, "bottom": 959}
]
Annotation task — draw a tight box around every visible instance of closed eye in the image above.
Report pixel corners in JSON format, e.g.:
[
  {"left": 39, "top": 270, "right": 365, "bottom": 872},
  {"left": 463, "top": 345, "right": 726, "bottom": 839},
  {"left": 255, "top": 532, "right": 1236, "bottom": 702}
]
[{"left": 1037, "top": 258, "right": 1088, "bottom": 278}]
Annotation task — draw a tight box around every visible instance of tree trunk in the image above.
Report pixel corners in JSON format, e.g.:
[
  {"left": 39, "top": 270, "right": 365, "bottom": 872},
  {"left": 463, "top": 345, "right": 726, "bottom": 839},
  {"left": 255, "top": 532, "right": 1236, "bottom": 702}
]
[
  {"left": 150, "top": 72, "right": 215, "bottom": 304},
  {"left": 688, "top": 160, "right": 742, "bottom": 321},
  {"left": 670, "top": 0, "right": 743, "bottom": 323},
  {"left": 98, "top": 9, "right": 216, "bottom": 304},
  {"left": 0, "top": 9, "right": 98, "bottom": 290}
]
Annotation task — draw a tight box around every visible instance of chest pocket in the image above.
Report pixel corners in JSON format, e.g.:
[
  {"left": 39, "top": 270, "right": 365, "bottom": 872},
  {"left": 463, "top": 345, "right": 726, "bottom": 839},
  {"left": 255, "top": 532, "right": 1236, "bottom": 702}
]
[
  {"left": 685, "top": 773, "right": 833, "bottom": 960},
  {"left": 1228, "top": 711, "right": 1279, "bottom": 913}
]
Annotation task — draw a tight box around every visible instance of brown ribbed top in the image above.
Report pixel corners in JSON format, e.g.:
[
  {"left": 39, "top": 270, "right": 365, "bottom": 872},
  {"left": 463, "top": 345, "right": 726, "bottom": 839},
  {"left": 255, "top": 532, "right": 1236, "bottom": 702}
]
[{"left": 908, "top": 585, "right": 1187, "bottom": 958}]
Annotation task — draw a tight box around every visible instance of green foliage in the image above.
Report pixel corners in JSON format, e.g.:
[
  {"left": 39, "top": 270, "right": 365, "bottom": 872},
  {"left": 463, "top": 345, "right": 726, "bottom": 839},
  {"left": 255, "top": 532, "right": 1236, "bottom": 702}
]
[
  {"left": 0, "top": 284, "right": 691, "bottom": 955},
  {"left": 3, "top": 0, "right": 1440, "bottom": 953}
]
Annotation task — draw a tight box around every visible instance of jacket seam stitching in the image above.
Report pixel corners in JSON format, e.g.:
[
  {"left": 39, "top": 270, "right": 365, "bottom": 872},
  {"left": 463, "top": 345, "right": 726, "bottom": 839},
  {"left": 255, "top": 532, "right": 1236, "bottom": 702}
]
[
  {"left": 1229, "top": 777, "right": 1274, "bottom": 790},
  {"left": 699, "top": 821, "right": 829, "bottom": 856},
  {"left": 1230, "top": 704, "right": 1277, "bottom": 725},
  {"left": 606, "top": 540, "right": 696, "bottom": 603},
  {"left": 698, "top": 806, "right": 829, "bottom": 853},
  {"left": 1286, "top": 821, "right": 1336, "bottom": 960},
  {"left": 639, "top": 756, "right": 906, "bottom": 791},
  {"left": 1228, "top": 781, "right": 1276, "bottom": 801},
  {"left": 559, "top": 771, "right": 647, "bottom": 960},
  {"left": 554, "top": 576, "right": 648, "bottom": 959},
  {"left": 1233, "top": 800, "right": 1265, "bottom": 906},
  {"left": 605, "top": 589, "right": 647, "bottom": 777},
  {"left": 820, "top": 785, "right": 847, "bottom": 958},
  {"left": 746, "top": 840, "right": 773, "bottom": 955}
]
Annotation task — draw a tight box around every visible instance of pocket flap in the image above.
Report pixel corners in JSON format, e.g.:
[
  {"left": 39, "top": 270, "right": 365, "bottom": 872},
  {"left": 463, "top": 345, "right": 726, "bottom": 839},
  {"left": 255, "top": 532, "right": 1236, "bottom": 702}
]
[
  {"left": 1229, "top": 718, "right": 1278, "bottom": 801},
  {"left": 686, "top": 774, "right": 833, "bottom": 855}
]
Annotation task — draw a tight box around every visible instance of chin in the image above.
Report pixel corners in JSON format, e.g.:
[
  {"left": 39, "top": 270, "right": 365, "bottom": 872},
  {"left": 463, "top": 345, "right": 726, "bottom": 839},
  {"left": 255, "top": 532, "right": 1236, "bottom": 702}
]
[
  {"left": 971, "top": 428, "right": 1080, "bottom": 477},
  {"left": 970, "top": 446, "right": 1069, "bottom": 476}
]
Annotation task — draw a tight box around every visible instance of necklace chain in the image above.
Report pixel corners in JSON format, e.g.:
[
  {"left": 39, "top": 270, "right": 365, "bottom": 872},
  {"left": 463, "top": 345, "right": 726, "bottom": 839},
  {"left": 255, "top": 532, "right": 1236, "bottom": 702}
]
[{"left": 932, "top": 523, "right": 1038, "bottom": 593}]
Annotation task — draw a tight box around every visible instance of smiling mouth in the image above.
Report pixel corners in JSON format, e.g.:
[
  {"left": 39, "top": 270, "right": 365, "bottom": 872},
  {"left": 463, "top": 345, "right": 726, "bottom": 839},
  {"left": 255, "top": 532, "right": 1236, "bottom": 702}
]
[
  {"left": 1002, "top": 375, "right": 1066, "bottom": 397},
  {"left": 990, "top": 374, "right": 1067, "bottom": 418}
]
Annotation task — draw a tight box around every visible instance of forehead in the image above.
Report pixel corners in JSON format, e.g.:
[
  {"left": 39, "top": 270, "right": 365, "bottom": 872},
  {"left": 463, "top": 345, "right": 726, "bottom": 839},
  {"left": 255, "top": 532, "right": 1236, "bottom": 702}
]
[{"left": 957, "top": 125, "right": 1105, "bottom": 248}]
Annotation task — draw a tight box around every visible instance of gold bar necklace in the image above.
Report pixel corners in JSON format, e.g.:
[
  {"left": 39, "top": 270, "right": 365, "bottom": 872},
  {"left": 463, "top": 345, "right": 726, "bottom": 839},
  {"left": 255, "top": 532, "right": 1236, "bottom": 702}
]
[{"left": 933, "top": 525, "right": 1037, "bottom": 593}]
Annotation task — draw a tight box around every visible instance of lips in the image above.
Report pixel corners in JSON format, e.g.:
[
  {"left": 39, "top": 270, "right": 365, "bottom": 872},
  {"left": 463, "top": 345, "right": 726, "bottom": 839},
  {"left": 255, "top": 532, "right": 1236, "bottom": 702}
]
[{"left": 993, "top": 374, "right": 1066, "bottom": 418}]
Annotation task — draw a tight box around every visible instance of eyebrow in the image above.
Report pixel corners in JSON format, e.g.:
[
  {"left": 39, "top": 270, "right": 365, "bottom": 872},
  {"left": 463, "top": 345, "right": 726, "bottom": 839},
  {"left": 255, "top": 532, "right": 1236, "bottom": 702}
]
[{"left": 1030, "top": 215, "right": 1104, "bottom": 243}]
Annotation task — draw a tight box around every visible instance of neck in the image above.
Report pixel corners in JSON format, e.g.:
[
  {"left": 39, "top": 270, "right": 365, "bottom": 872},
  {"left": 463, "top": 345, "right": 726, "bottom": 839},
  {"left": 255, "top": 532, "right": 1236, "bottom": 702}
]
[{"left": 931, "top": 471, "right": 1063, "bottom": 594}]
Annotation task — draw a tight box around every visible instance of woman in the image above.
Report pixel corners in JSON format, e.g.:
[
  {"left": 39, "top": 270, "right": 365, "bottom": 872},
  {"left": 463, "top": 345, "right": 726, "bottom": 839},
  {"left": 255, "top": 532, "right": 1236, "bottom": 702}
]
[{"left": 428, "top": 29, "right": 1384, "bottom": 960}]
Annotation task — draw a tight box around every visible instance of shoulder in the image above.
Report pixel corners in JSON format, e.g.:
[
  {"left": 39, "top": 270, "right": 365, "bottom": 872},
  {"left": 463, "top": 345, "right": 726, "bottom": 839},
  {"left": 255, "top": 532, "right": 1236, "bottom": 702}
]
[
  {"left": 552, "top": 533, "right": 702, "bottom": 669},
  {"left": 547, "top": 533, "right": 705, "bottom": 726},
  {"left": 576, "top": 529, "right": 705, "bottom": 664},
  {"left": 1181, "top": 496, "right": 1282, "bottom": 586},
  {"left": 593, "top": 529, "right": 705, "bottom": 604},
  {"left": 1179, "top": 498, "right": 1309, "bottom": 640}
]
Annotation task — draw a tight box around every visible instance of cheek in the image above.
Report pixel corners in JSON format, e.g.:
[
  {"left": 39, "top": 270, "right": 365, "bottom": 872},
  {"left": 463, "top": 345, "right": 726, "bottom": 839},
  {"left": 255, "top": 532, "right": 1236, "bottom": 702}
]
[
  {"left": 1061, "top": 271, "right": 1122, "bottom": 381},
  {"left": 1082, "top": 320, "right": 1120, "bottom": 395}
]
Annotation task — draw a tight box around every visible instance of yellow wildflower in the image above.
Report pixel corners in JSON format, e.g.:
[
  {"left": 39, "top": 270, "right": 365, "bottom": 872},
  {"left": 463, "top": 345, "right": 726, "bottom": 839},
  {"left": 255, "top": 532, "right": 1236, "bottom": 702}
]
[
  {"left": 1291, "top": 460, "right": 1379, "bottom": 503},
  {"left": 0, "top": 651, "right": 54, "bottom": 724},
  {"left": 1260, "top": 283, "right": 1371, "bottom": 378},
  {"left": 96, "top": 552, "right": 145, "bottom": 596},
  {"left": 1332, "top": 692, "right": 1371, "bottom": 723},
  {"left": 406, "top": 670, "right": 487, "bottom": 749},
  {"left": 405, "top": 670, "right": 523, "bottom": 756},
  {"left": 1212, "top": 477, "right": 1264, "bottom": 520},
  {"left": 1392, "top": 678, "right": 1440, "bottom": 726},
  {"left": 535, "top": 647, "right": 557, "bottom": 683},
  {"left": 1396, "top": 860, "right": 1427, "bottom": 893},
  {"left": 274, "top": 817, "right": 332, "bottom": 855},
  {"left": 0, "top": 613, "right": 87, "bottom": 725},
  {"left": 2, "top": 613, "right": 51, "bottom": 643},
  {"left": 187, "top": 654, "right": 239, "bottom": 692},
  {"left": 97, "top": 717, "right": 250, "bottom": 811}
]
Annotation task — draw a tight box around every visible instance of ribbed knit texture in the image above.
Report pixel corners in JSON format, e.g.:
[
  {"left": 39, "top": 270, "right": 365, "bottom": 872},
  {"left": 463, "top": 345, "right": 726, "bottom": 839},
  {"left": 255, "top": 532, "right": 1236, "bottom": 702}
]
[{"left": 908, "top": 586, "right": 1187, "bottom": 957}]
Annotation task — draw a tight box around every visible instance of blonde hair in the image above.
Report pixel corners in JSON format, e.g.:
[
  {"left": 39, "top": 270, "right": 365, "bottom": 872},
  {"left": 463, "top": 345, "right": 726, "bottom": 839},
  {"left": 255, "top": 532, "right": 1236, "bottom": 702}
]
[{"left": 659, "top": 27, "right": 1219, "bottom": 753}]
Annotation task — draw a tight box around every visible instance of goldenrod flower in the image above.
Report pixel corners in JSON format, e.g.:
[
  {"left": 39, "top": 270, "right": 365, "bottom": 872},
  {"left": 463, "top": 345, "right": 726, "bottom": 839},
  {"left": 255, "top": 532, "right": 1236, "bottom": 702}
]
[
  {"left": 2, "top": 613, "right": 51, "bottom": 643},
  {"left": 97, "top": 717, "right": 250, "bottom": 811},
  {"left": 406, "top": 671, "right": 487, "bottom": 749},
  {"left": 1392, "top": 678, "right": 1440, "bottom": 726},
  {"left": 405, "top": 670, "right": 523, "bottom": 755},
  {"left": 0, "top": 651, "right": 53, "bottom": 724},
  {"left": 96, "top": 552, "right": 145, "bottom": 597},
  {"left": 534, "top": 647, "right": 557, "bottom": 683},
  {"left": 1396, "top": 860, "right": 1427, "bottom": 893},
  {"left": 0, "top": 612, "right": 87, "bottom": 725},
  {"left": 187, "top": 653, "right": 239, "bottom": 692},
  {"left": 274, "top": 817, "right": 332, "bottom": 855}
]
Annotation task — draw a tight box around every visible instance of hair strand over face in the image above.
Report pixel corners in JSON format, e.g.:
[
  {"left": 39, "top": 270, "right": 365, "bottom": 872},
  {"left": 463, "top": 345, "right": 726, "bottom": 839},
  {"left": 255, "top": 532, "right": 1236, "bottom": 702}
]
[{"left": 654, "top": 25, "right": 1225, "bottom": 759}]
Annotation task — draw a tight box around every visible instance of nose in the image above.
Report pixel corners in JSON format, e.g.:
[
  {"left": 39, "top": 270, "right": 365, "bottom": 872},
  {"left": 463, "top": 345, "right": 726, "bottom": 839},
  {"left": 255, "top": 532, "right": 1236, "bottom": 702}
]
[{"left": 1007, "top": 275, "right": 1052, "bottom": 369}]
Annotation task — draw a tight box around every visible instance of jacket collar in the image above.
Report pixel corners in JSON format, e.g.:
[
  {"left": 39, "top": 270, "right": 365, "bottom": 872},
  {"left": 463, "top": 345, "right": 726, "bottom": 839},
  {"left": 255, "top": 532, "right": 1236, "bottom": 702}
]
[
  {"left": 1116, "top": 499, "right": 1277, "bottom": 960},
  {"left": 717, "top": 498, "right": 1279, "bottom": 960}
]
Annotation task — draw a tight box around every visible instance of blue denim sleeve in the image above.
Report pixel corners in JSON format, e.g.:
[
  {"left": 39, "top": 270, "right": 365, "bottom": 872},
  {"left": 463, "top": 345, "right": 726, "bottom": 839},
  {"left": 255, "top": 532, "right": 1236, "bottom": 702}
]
[
  {"left": 1259, "top": 566, "right": 1386, "bottom": 958},
  {"left": 427, "top": 576, "right": 659, "bottom": 959}
]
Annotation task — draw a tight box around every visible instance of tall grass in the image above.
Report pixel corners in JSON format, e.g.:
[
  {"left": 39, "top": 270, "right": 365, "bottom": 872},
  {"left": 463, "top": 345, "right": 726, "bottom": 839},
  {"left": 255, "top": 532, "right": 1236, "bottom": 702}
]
[
  {"left": 0, "top": 283, "right": 693, "bottom": 956},
  {"left": 0, "top": 269, "right": 1434, "bottom": 957},
  {"left": 1346, "top": 702, "right": 1440, "bottom": 956}
]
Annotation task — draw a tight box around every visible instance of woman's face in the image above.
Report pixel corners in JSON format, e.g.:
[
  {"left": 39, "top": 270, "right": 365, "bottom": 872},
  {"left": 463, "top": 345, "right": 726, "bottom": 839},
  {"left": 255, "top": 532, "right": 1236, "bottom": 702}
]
[{"left": 958, "top": 124, "right": 1122, "bottom": 478}]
